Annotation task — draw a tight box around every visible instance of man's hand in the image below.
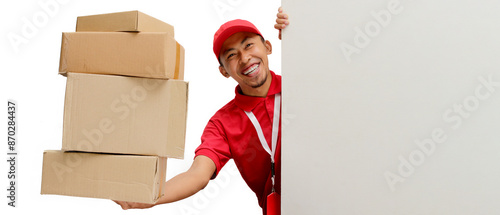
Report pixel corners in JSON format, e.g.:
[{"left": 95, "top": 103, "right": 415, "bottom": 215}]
[
  {"left": 113, "top": 155, "right": 215, "bottom": 210},
  {"left": 114, "top": 200, "right": 155, "bottom": 210},
  {"left": 274, "top": 7, "right": 289, "bottom": 40}
]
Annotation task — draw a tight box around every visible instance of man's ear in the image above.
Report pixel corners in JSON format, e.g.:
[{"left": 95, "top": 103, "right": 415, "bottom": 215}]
[
  {"left": 219, "top": 66, "right": 230, "bottom": 78},
  {"left": 265, "top": 40, "right": 272, "bottom": 55}
]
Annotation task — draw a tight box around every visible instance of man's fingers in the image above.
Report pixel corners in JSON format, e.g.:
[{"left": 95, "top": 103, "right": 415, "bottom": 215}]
[
  {"left": 274, "top": 23, "right": 287, "bottom": 30},
  {"left": 276, "top": 12, "right": 288, "bottom": 20},
  {"left": 275, "top": 17, "right": 289, "bottom": 25},
  {"left": 276, "top": 10, "right": 289, "bottom": 30},
  {"left": 113, "top": 200, "right": 130, "bottom": 210},
  {"left": 114, "top": 200, "right": 155, "bottom": 210},
  {"left": 276, "top": 7, "right": 287, "bottom": 40}
]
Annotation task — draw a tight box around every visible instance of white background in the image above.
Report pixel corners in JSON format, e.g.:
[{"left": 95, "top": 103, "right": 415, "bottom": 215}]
[
  {"left": 1, "top": 0, "right": 281, "bottom": 214},
  {"left": 282, "top": 0, "right": 500, "bottom": 214}
]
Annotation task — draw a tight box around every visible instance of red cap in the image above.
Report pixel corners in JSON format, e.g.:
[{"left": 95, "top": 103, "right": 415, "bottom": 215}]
[{"left": 213, "top": 19, "right": 262, "bottom": 61}]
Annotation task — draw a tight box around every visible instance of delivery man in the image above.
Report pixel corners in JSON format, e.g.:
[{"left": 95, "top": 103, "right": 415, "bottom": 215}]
[{"left": 116, "top": 8, "right": 290, "bottom": 215}]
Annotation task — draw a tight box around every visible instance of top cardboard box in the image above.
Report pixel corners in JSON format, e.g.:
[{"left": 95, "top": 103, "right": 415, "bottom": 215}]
[{"left": 76, "top": 10, "right": 174, "bottom": 36}]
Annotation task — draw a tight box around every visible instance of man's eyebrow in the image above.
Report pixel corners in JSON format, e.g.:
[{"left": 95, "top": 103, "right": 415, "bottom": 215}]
[
  {"left": 240, "top": 36, "right": 251, "bottom": 45},
  {"left": 222, "top": 36, "right": 252, "bottom": 57},
  {"left": 222, "top": 48, "right": 235, "bottom": 58}
]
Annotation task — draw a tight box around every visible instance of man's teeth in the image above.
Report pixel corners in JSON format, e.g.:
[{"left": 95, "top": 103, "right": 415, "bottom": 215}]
[{"left": 244, "top": 64, "right": 259, "bottom": 75}]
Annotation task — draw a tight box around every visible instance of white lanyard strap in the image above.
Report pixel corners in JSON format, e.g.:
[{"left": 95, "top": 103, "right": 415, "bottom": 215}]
[
  {"left": 244, "top": 93, "right": 281, "bottom": 161},
  {"left": 244, "top": 93, "right": 281, "bottom": 191}
]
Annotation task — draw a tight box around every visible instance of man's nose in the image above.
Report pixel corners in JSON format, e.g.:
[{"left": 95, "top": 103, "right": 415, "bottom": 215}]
[{"left": 240, "top": 50, "right": 251, "bottom": 64}]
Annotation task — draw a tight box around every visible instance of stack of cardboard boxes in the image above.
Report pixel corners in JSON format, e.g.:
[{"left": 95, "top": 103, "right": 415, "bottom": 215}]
[{"left": 40, "top": 11, "right": 187, "bottom": 204}]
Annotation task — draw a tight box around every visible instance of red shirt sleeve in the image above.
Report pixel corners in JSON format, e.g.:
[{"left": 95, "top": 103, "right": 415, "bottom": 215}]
[{"left": 195, "top": 119, "right": 232, "bottom": 179}]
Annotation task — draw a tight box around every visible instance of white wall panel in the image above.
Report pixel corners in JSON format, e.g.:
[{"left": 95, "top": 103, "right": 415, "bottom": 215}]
[{"left": 281, "top": 0, "right": 500, "bottom": 214}]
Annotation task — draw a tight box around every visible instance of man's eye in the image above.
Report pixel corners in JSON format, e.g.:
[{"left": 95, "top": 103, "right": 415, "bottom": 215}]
[
  {"left": 246, "top": 43, "right": 253, "bottom": 48},
  {"left": 227, "top": 53, "right": 235, "bottom": 59}
]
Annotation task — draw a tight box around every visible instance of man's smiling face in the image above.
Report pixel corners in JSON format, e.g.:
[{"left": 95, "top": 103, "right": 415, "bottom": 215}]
[{"left": 218, "top": 32, "right": 273, "bottom": 97}]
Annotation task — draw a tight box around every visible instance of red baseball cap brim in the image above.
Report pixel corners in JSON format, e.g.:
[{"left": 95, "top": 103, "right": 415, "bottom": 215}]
[{"left": 213, "top": 19, "right": 262, "bottom": 61}]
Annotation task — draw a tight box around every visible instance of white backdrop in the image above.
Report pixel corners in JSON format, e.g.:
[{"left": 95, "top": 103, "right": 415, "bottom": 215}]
[
  {"left": 282, "top": 0, "right": 500, "bottom": 214},
  {"left": 1, "top": 0, "right": 281, "bottom": 214}
]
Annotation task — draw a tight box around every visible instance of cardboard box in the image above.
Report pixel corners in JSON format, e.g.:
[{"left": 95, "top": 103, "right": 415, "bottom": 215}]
[
  {"left": 40, "top": 150, "right": 167, "bottom": 204},
  {"left": 62, "top": 73, "right": 188, "bottom": 158},
  {"left": 76, "top": 10, "right": 174, "bottom": 36},
  {"left": 59, "top": 32, "right": 184, "bottom": 80}
]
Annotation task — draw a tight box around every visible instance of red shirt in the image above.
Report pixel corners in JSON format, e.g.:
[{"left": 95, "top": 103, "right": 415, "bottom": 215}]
[{"left": 195, "top": 71, "right": 281, "bottom": 214}]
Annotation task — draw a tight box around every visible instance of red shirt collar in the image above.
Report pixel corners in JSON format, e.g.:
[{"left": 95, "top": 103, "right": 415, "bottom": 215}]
[{"left": 234, "top": 71, "right": 281, "bottom": 112}]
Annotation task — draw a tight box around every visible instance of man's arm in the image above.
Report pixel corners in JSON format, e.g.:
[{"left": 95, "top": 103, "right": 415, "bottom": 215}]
[{"left": 115, "top": 155, "right": 216, "bottom": 210}]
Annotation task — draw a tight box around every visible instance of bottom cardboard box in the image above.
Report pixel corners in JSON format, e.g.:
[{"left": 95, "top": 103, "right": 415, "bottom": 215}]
[{"left": 41, "top": 150, "right": 166, "bottom": 204}]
